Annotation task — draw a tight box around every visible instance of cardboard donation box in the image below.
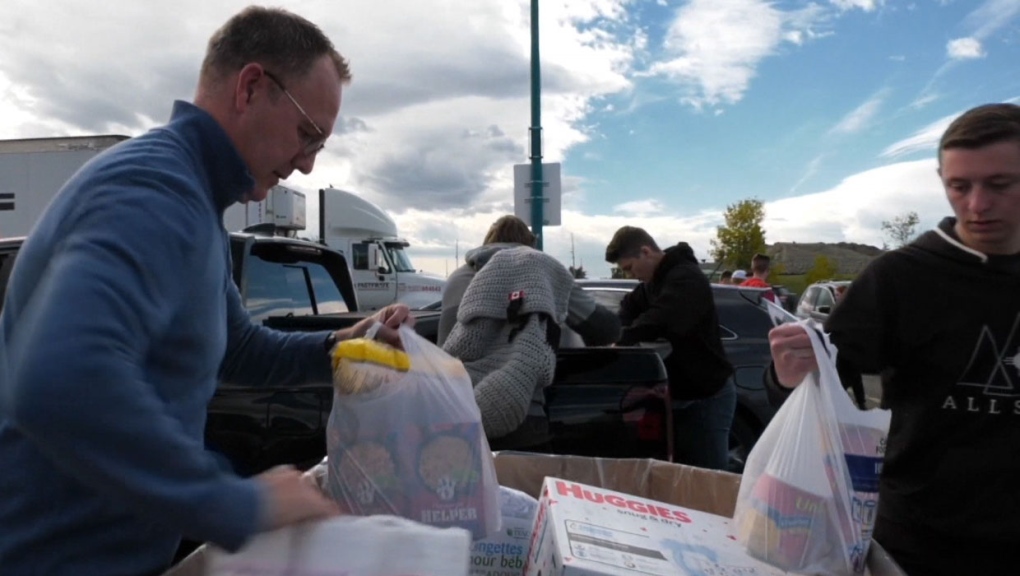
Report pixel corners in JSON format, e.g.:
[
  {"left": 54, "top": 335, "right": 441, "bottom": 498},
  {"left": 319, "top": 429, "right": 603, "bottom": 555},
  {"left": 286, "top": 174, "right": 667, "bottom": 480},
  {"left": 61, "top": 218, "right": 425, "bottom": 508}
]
[
  {"left": 492, "top": 453, "right": 906, "bottom": 576},
  {"left": 525, "top": 476, "right": 787, "bottom": 575},
  {"left": 165, "top": 453, "right": 905, "bottom": 576}
]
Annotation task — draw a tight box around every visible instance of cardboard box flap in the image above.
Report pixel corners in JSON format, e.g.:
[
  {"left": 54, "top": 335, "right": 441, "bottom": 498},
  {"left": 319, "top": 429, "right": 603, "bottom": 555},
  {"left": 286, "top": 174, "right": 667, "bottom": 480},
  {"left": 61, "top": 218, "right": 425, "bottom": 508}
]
[{"left": 493, "top": 452, "right": 741, "bottom": 517}]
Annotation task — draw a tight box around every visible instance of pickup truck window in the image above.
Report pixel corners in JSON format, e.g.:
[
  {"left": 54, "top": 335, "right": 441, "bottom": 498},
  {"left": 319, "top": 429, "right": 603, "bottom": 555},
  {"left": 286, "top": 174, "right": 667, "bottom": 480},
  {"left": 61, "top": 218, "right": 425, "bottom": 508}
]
[{"left": 244, "top": 252, "right": 350, "bottom": 323}]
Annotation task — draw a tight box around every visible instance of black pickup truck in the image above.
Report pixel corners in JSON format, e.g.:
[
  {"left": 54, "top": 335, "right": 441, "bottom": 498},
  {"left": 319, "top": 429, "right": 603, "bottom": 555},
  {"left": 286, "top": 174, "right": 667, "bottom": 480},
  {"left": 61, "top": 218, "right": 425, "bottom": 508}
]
[{"left": 0, "top": 233, "right": 672, "bottom": 477}]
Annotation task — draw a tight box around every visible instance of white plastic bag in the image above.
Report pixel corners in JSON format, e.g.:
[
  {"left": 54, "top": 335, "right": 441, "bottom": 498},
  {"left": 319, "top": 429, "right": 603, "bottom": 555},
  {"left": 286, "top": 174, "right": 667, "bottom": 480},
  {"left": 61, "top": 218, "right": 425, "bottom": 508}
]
[
  {"left": 326, "top": 324, "right": 501, "bottom": 540},
  {"left": 734, "top": 320, "right": 890, "bottom": 575},
  {"left": 208, "top": 515, "right": 471, "bottom": 576}
]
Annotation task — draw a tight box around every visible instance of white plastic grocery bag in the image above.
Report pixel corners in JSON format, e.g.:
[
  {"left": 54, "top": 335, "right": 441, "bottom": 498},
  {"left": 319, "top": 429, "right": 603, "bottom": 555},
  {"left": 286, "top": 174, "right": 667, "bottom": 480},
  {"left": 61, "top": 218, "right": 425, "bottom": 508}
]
[
  {"left": 326, "top": 324, "right": 501, "bottom": 540},
  {"left": 734, "top": 320, "right": 891, "bottom": 575},
  {"left": 207, "top": 515, "right": 471, "bottom": 576}
]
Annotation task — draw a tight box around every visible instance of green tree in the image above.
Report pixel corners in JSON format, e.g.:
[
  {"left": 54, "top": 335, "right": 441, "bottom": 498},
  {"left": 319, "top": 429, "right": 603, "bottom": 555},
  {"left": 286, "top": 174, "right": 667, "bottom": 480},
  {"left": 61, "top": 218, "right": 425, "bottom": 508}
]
[
  {"left": 881, "top": 211, "right": 920, "bottom": 248},
  {"left": 804, "top": 255, "right": 838, "bottom": 285},
  {"left": 569, "top": 265, "right": 587, "bottom": 279},
  {"left": 711, "top": 198, "right": 767, "bottom": 269},
  {"left": 610, "top": 266, "right": 626, "bottom": 279}
]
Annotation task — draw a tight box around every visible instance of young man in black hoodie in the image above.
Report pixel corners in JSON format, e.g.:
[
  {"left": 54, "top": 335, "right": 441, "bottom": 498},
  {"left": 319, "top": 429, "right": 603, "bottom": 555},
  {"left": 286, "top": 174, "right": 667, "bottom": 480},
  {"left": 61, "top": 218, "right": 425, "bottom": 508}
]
[
  {"left": 768, "top": 103, "right": 1020, "bottom": 575},
  {"left": 606, "top": 226, "right": 734, "bottom": 470}
]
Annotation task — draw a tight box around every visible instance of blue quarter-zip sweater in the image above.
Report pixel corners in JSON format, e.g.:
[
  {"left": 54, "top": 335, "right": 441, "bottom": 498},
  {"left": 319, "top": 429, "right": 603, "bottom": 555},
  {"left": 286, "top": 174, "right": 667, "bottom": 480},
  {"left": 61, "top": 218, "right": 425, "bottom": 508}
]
[{"left": 0, "top": 101, "right": 333, "bottom": 575}]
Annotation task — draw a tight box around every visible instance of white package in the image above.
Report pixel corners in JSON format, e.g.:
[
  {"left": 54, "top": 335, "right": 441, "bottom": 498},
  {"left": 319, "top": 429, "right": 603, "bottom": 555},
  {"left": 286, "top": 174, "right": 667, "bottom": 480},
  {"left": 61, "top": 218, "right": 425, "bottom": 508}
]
[{"left": 208, "top": 514, "right": 471, "bottom": 576}]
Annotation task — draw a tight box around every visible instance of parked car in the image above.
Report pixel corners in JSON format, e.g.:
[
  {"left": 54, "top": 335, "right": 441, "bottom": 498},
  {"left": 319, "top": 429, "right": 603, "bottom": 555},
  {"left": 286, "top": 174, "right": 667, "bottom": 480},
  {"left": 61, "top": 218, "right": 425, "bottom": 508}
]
[
  {"left": 771, "top": 284, "right": 799, "bottom": 314},
  {"left": 572, "top": 279, "right": 777, "bottom": 472},
  {"left": 795, "top": 280, "right": 851, "bottom": 322}
]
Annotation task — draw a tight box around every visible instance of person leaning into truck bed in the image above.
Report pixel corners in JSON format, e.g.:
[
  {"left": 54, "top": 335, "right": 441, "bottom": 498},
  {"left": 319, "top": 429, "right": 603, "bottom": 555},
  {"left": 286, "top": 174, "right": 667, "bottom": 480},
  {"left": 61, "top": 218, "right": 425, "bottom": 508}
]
[
  {"left": 0, "top": 8, "right": 413, "bottom": 576},
  {"left": 605, "top": 226, "right": 735, "bottom": 471},
  {"left": 444, "top": 245, "right": 620, "bottom": 450},
  {"left": 437, "top": 215, "right": 620, "bottom": 348},
  {"left": 440, "top": 216, "right": 619, "bottom": 449}
]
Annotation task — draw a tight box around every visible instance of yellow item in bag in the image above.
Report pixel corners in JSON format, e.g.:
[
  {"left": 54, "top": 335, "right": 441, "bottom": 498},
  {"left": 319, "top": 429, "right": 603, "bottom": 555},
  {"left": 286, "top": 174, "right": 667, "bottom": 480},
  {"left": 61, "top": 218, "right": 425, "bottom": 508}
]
[{"left": 331, "top": 338, "right": 411, "bottom": 394}]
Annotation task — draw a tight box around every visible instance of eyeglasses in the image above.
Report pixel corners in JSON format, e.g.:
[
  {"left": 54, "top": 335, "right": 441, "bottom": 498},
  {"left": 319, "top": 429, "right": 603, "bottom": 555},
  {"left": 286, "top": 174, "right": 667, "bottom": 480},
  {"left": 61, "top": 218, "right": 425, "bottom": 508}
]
[{"left": 263, "top": 70, "right": 327, "bottom": 156}]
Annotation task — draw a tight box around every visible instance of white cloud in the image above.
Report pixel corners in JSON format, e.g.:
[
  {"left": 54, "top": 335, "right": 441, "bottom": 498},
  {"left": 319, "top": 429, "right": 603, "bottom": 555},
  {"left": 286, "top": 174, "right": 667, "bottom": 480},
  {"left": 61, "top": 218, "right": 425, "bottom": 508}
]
[
  {"left": 829, "top": 92, "right": 886, "bottom": 135},
  {"left": 648, "top": 0, "right": 785, "bottom": 108},
  {"left": 965, "top": 0, "right": 1020, "bottom": 42},
  {"left": 645, "top": 0, "right": 832, "bottom": 109},
  {"left": 829, "top": 0, "right": 882, "bottom": 11},
  {"left": 946, "top": 37, "right": 985, "bottom": 60},
  {"left": 403, "top": 159, "right": 949, "bottom": 279},
  {"left": 909, "top": 92, "right": 939, "bottom": 109},
  {"left": 613, "top": 199, "right": 667, "bottom": 216},
  {"left": 764, "top": 160, "right": 944, "bottom": 247},
  {"left": 880, "top": 112, "right": 958, "bottom": 158}
]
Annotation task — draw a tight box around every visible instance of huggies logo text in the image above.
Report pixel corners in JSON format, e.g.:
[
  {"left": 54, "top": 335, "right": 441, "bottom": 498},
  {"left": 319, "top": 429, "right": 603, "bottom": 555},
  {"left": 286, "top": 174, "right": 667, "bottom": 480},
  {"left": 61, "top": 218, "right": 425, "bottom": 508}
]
[{"left": 554, "top": 481, "right": 692, "bottom": 523}]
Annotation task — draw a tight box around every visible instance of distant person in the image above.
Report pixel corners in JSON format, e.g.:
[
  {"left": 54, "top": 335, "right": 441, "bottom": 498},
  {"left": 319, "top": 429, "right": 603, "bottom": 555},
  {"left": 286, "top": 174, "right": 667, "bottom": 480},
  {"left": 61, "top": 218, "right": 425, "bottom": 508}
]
[
  {"left": 0, "top": 8, "right": 414, "bottom": 575},
  {"left": 835, "top": 284, "right": 848, "bottom": 302},
  {"left": 605, "top": 226, "right": 734, "bottom": 470},
  {"left": 739, "top": 253, "right": 776, "bottom": 302},
  {"left": 719, "top": 270, "right": 733, "bottom": 284},
  {"left": 443, "top": 241, "right": 620, "bottom": 449},
  {"left": 731, "top": 269, "right": 747, "bottom": 284},
  {"left": 437, "top": 215, "right": 618, "bottom": 348},
  {"left": 766, "top": 102, "right": 1020, "bottom": 575}
]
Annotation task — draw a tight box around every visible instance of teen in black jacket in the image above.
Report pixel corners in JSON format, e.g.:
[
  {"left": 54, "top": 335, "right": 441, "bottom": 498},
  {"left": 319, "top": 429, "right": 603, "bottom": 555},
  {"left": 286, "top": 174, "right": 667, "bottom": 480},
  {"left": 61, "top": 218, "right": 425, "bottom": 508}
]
[{"left": 607, "top": 227, "right": 734, "bottom": 470}]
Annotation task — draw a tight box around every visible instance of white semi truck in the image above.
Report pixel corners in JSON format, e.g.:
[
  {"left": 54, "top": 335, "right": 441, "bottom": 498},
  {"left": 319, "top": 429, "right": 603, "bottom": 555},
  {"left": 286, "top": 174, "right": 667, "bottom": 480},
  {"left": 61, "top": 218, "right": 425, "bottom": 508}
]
[
  {"left": 225, "top": 186, "right": 444, "bottom": 311},
  {"left": 0, "top": 135, "right": 129, "bottom": 238},
  {"left": 0, "top": 136, "right": 443, "bottom": 311}
]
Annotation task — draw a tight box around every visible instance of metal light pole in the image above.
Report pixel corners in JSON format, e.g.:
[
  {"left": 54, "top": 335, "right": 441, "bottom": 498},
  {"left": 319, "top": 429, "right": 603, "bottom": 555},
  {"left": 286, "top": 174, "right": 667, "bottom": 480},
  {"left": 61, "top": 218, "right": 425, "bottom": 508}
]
[{"left": 529, "top": 0, "right": 544, "bottom": 250}]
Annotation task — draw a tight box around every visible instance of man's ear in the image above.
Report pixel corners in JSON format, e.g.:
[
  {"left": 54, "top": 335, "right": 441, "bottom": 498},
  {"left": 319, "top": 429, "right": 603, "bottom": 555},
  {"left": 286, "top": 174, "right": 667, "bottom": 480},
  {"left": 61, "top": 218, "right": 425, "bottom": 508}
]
[{"left": 233, "top": 63, "right": 264, "bottom": 111}]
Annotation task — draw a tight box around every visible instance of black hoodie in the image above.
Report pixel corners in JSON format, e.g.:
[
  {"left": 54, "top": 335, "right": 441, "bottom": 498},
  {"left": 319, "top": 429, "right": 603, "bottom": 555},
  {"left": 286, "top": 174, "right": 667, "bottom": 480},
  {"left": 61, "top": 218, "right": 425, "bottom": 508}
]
[
  {"left": 618, "top": 242, "right": 733, "bottom": 400},
  {"left": 768, "top": 217, "right": 1020, "bottom": 569}
]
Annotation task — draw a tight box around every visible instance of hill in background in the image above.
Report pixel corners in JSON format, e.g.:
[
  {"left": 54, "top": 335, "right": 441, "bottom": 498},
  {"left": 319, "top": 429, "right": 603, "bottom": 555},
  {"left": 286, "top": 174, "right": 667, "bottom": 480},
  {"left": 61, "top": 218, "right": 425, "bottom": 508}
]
[{"left": 768, "top": 241, "right": 883, "bottom": 276}]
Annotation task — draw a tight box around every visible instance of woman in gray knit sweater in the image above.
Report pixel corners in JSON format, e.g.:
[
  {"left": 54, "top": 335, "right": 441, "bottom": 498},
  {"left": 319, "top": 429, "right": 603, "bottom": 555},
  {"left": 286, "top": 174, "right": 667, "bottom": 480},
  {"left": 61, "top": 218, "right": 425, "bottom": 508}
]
[{"left": 439, "top": 216, "right": 620, "bottom": 448}]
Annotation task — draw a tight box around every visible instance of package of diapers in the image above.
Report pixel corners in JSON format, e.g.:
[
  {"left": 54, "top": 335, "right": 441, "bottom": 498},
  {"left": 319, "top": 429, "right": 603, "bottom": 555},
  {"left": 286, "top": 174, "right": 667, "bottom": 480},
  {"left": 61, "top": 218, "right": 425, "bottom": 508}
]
[{"left": 469, "top": 487, "right": 539, "bottom": 576}]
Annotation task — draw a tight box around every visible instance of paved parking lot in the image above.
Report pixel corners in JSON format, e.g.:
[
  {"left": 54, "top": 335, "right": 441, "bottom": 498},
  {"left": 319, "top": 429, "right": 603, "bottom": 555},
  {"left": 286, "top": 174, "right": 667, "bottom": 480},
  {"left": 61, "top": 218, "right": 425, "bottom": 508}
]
[{"left": 863, "top": 374, "right": 882, "bottom": 409}]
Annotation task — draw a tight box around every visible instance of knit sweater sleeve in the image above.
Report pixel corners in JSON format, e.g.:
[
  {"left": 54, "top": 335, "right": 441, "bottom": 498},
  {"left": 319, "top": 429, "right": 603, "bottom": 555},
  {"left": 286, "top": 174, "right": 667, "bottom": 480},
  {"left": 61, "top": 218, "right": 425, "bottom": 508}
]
[
  {"left": 471, "top": 316, "right": 556, "bottom": 438},
  {"left": 437, "top": 265, "right": 473, "bottom": 347}
]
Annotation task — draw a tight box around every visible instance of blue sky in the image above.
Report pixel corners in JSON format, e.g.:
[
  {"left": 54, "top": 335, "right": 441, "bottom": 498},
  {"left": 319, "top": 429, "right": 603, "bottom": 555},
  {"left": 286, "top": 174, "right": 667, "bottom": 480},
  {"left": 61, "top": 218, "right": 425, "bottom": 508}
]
[{"left": 1, "top": 0, "right": 1018, "bottom": 278}]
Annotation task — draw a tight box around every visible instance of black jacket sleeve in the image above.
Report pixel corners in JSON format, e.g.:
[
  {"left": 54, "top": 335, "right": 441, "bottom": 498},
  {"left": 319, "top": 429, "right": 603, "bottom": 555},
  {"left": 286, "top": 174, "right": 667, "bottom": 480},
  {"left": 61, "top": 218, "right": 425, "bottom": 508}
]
[{"left": 617, "top": 267, "right": 714, "bottom": 345}]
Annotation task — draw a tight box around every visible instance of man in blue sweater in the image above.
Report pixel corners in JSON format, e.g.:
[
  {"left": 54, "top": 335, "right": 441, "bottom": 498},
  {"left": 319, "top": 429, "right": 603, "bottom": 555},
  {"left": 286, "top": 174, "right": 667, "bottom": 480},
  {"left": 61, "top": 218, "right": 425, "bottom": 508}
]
[{"left": 0, "top": 7, "right": 410, "bottom": 575}]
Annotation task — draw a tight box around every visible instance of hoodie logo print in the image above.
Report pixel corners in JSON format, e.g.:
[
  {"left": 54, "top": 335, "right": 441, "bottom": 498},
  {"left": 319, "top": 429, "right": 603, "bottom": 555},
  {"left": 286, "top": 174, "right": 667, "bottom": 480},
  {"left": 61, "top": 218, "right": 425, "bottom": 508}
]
[{"left": 956, "top": 315, "right": 1020, "bottom": 397}]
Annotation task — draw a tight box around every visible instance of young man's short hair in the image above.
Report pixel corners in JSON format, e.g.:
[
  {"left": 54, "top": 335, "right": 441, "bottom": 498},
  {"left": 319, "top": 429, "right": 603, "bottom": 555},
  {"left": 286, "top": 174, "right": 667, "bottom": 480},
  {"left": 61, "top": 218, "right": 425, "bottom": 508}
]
[
  {"left": 605, "top": 226, "right": 659, "bottom": 263},
  {"left": 751, "top": 253, "right": 771, "bottom": 274},
  {"left": 720, "top": 270, "right": 733, "bottom": 281},
  {"left": 939, "top": 103, "right": 1020, "bottom": 163},
  {"left": 482, "top": 215, "right": 536, "bottom": 247}
]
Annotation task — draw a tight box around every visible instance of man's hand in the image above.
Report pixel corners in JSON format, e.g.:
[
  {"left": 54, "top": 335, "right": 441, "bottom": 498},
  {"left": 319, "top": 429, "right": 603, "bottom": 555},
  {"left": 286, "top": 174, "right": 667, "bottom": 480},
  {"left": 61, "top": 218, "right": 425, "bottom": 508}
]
[
  {"left": 339, "top": 304, "right": 415, "bottom": 349},
  {"left": 769, "top": 323, "right": 818, "bottom": 388},
  {"left": 255, "top": 465, "right": 340, "bottom": 532}
]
